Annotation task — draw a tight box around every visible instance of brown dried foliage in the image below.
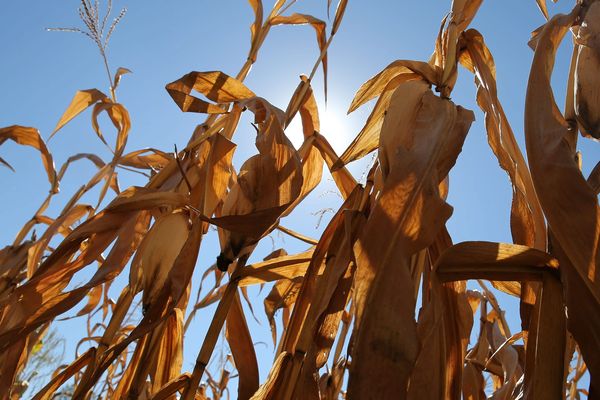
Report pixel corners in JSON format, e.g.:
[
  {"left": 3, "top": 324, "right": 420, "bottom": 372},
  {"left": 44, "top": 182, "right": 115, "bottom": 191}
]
[{"left": 1, "top": 0, "right": 598, "bottom": 399}]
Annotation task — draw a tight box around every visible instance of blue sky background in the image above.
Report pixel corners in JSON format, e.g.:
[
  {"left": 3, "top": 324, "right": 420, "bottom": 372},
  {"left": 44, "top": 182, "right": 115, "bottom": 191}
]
[{"left": 1, "top": 0, "right": 598, "bottom": 396}]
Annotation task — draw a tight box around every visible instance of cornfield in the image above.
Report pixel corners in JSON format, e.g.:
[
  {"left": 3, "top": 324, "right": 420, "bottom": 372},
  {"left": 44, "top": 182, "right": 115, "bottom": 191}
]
[{"left": 1, "top": 0, "right": 599, "bottom": 398}]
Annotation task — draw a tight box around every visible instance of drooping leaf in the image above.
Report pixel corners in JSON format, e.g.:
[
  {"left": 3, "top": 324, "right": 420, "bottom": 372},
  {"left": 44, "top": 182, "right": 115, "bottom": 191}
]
[
  {"left": 113, "top": 67, "right": 132, "bottom": 91},
  {"left": 226, "top": 293, "right": 259, "bottom": 400},
  {"left": 50, "top": 89, "right": 108, "bottom": 137},
  {"left": 57, "top": 153, "right": 119, "bottom": 194},
  {"left": 336, "top": 74, "right": 425, "bottom": 168},
  {"left": 573, "top": 2, "right": 600, "bottom": 139},
  {"left": 312, "top": 132, "right": 357, "bottom": 198},
  {"left": 32, "top": 348, "right": 95, "bottom": 400},
  {"left": 247, "top": 0, "right": 264, "bottom": 60},
  {"left": 331, "top": 0, "right": 348, "bottom": 36},
  {"left": 0, "top": 125, "right": 57, "bottom": 190},
  {"left": 348, "top": 60, "right": 439, "bottom": 113},
  {"left": 460, "top": 29, "right": 546, "bottom": 251},
  {"left": 524, "top": 7, "right": 600, "bottom": 394},
  {"left": 166, "top": 71, "right": 255, "bottom": 114}
]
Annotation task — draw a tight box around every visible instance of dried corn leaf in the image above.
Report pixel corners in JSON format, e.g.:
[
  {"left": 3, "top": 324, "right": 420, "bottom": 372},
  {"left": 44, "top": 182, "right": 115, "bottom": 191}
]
[
  {"left": 524, "top": 8, "right": 600, "bottom": 392},
  {"left": 433, "top": 0, "right": 483, "bottom": 94},
  {"left": 264, "top": 277, "right": 303, "bottom": 346},
  {"left": 536, "top": 0, "right": 550, "bottom": 19},
  {"left": 407, "top": 228, "right": 474, "bottom": 400},
  {"left": 151, "top": 373, "right": 190, "bottom": 400},
  {"left": 435, "top": 241, "right": 559, "bottom": 282},
  {"left": 77, "top": 218, "right": 203, "bottom": 396},
  {"left": 166, "top": 71, "right": 255, "bottom": 113},
  {"left": 57, "top": 153, "right": 119, "bottom": 193},
  {"left": 189, "top": 133, "right": 236, "bottom": 217},
  {"left": 574, "top": 2, "right": 600, "bottom": 139},
  {"left": 0, "top": 233, "right": 115, "bottom": 347},
  {"left": 312, "top": 263, "right": 354, "bottom": 369},
  {"left": 331, "top": 0, "right": 348, "bottom": 36},
  {"left": 211, "top": 205, "right": 290, "bottom": 239},
  {"left": 106, "top": 187, "right": 187, "bottom": 213},
  {"left": 282, "top": 77, "right": 323, "bottom": 215},
  {"left": 280, "top": 187, "right": 363, "bottom": 355},
  {"left": 236, "top": 250, "right": 314, "bottom": 287},
  {"left": 248, "top": 0, "right": 264, "bottom": 60},
  {"left": 50, "top": 88, "right": 107, "bottom": 137},
  {"left": 218, "top": 97, "right": 303, "bottom": 268},
  {"left": 260, "top": 190, "right": 363, "bottom": 399},
  {"left": 461, "top": 29, "right": 546, "bottom": 250},
  {"left": 291, "top": 213, "right": 363, "bottom": 399},
  {"left": 523, "top": 272, "right": 566, "bottom": 398},
  {"left": 75, "top": 284, "right": 103, "bottom": 317},
  {"left": 27, "top": 204, "right": 93, "bottom": 277},
  {"left": 338, "top": 63, "right": 450, "bottom": 169},
  {"left": 180, "top": 273, "right": 241, "bottom": 400},
  {"left": 129, "top": 211, "right": 191, "bottom": 308},
  {"left": 0, "top": 241, "right": 32, "bottom": 297},
  {"left": 349, "top": 85, "right": 473, "bottom": 398},
  {"left": 0, "top": 335, "right": 31, "bottom": 396},
  {"left": 337, "top": 75, "right": 424, "bottom": 168},
  {"left": 32, "top": 348, "right": 94, "bottom": 400},
  {"left": 91, "top": 100, "right": 131, "bottom": 153},
  {"left": 249, "top": 351, "right": 292, "bottom": 400},
  {"left": 462, "top": 361, "right": 485, "bottom": 400},
  {"left": 0, "top": 125, "right": 57, "bottom": 190},
  {"left": 119, "top": 148, "right": 173, "bottom": 170},
  {"left": 110, "top": 333, "right": 149, "bottom": 399},
  {"left": 148, "top": 309, "right": 185, "bottom": 396},
  {"left": 113, "top": 67, "right": 131, "bottom": 91},
  {"left": 90, "top": 101, "right": 132, "bottom": 206},
  {"left": 451, "top": 0, "right": 483, "bottom": 33},
  {"left": 488, "top": 319, "right": 522, "bottom": 399},
  {"left": 226, "top": 293, "right": 259, "bottom": 400},
  {"left": 289, "top": 209, "right": 366, "bottom": 378},
  {"left": 312, "top": 132, "right": 356, "bottom": 199},
  {"left": 348, "top": 60, "right": 439, "bottom": 113},
  {"left": 461, "top": 28, "right": 545, "bottom": 332},
  {"left": 588, "top": 161, "right": 600, "bottom": 195},
  {"left": 0, "top": 212, "right": 149, "bottom": 353},
  {"left": 276, "top": 225, "right": 318, "bottom": 245}
]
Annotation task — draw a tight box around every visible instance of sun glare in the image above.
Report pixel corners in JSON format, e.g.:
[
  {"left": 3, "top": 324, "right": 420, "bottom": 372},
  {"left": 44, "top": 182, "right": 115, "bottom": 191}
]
[
  {"left": 286, "top": 103, "right": 349, "bottom": 154},
  {"left": 320, "top": 106, "right": 349, "bottom": 153}
]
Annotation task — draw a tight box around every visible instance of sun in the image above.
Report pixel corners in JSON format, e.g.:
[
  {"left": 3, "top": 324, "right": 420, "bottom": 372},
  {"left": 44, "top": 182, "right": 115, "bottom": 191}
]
[
  {"left": 319, "top": 106, "right": 349, "bottom": 153},
  {"left": 286, "top": 103, "right": 349, "bottom": 155}
]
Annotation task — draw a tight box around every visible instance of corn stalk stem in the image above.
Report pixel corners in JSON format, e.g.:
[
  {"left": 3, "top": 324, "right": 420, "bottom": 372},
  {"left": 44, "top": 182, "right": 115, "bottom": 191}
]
[{"left": 181, "top": 255, "right": 249, "bottom": 400}]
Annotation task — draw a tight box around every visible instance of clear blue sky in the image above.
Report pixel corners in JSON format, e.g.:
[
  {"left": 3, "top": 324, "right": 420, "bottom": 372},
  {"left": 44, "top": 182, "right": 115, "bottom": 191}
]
[{"left": 1, "top": 0, "right": 597, "bottom": 395}]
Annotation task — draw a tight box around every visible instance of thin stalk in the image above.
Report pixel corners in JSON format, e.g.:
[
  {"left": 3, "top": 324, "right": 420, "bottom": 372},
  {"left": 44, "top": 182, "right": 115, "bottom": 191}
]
[
  {"left": 181, "top": 255, "right": 249, "bottom": 400},
  {"left": 285, "top": 33, "right": 334, "bottom": 119},
  {"left": 276, "top": 225, "right": 318, "bottom": 245},
  {"left": 116, "top": 165, "right": 151, "bottom": 178},
  {"left": 99, "top": 48, "right": 116, "bottom": 102},
  {"left": 276, "top": 0, "right": 298, "bottom": 17}
]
